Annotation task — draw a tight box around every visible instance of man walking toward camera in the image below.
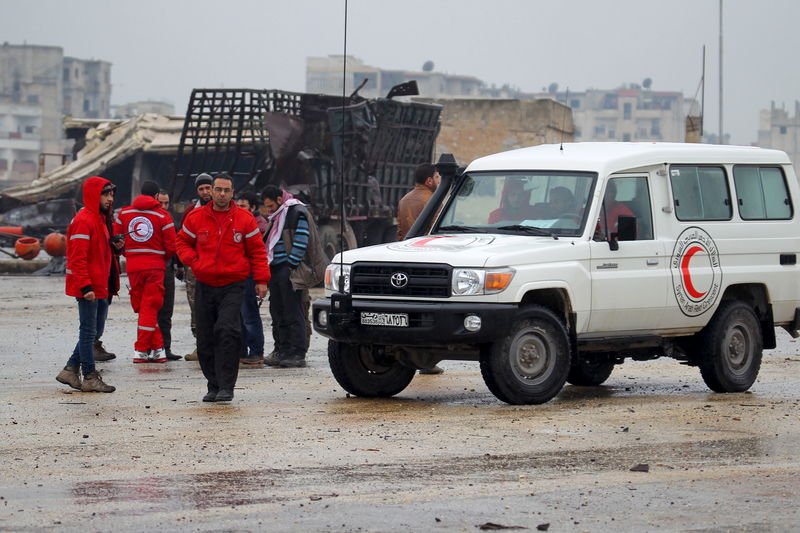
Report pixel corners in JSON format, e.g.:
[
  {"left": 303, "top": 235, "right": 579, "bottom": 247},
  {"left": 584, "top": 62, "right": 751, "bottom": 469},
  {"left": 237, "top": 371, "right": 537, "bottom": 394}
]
[
  {"left": 114, "top": 180, "right": 176, "bottom": 363},
  {"left": 176, "top": 174, "right": 270, "bottom": 403},
  {"left": 56, "top": 176, "right": 120, "bottom": 393}
]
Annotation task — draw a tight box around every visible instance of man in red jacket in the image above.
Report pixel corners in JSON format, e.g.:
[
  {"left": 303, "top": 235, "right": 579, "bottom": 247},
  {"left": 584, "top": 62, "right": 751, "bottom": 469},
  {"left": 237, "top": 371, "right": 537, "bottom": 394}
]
[
  {"left": 56, "top": 176, "right": 119, "bottom": 393},
  {"left": 176, "top": 173, "right": 270, "bottom": 403},
  {"left": 114, "top": 180, "right": 177, "bottom": 363}
]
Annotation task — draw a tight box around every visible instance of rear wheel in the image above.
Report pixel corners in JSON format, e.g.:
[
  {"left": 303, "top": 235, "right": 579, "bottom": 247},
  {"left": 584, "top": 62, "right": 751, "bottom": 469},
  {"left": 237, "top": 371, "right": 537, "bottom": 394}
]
[
  {"left": 567, "top": 356, "right": 614, "bottom": 386},
  {"left": 699, "top": 301, "right": 762, "bottom": 392},
  {"left": 328, "top": 341, "right": 415, "bottom": 397},
  {"left": 480, "top": 306, "right": 571, "bottom": 405},
  {"left": 319, "top": 222, "right": 357, "bottom": 262}
]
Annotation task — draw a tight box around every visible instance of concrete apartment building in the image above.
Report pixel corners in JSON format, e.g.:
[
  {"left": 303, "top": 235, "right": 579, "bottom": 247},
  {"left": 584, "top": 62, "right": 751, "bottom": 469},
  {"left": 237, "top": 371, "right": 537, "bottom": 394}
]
[
  {"left": 307, "top": 56, "right": 485, "bottom": 99},
  {"left": 0, "top": 43, "right": 111, "bottom": 187},
  {"left": 757, "top": 102, "right": 800, "bottom": 166},
  {"left": 539, "top": 84, "right": 697, "bottom": 143}
]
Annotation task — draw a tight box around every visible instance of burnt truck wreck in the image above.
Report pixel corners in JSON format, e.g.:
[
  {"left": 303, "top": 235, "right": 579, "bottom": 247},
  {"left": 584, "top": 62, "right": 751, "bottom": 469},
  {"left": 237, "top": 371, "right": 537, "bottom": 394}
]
[
  {"left": 171, "top": 88, "right": 442, "bottom": 257},
  {"left": 0, "top": 87, "right": 441, "bottom": 257}
]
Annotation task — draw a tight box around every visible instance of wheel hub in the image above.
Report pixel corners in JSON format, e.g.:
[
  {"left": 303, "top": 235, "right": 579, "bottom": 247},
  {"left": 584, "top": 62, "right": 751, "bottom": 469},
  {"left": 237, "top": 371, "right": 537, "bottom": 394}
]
[
  {"left": 513, "top": 334, "right": 550, "bottom": 379},
  {"left": 726, "top": 326, "right": 749, "bottom": 370}
]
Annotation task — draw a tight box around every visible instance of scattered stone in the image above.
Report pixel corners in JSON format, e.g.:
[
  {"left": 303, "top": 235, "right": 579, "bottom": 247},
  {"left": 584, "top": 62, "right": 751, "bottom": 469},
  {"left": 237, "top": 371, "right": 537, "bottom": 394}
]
[{"left": 630, "top": 463, "right": 650, "bottom": 472}]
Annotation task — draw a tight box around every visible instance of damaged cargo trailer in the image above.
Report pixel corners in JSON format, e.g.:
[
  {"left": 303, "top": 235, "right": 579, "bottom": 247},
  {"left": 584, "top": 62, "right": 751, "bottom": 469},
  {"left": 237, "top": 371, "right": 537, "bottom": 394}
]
[{"left": 171, "top": 88, "right": 442, "bottom": 258}]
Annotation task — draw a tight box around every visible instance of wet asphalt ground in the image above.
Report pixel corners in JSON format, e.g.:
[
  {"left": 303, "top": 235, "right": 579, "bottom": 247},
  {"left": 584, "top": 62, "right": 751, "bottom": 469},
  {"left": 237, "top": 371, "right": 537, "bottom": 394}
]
[{"left": 1, "top": 274, "right": 799, "bottom": 532}]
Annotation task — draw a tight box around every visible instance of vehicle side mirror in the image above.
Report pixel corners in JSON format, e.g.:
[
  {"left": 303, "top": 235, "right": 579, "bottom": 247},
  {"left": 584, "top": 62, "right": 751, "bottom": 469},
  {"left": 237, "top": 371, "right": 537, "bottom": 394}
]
[{"left": 609, "top": 233, "right": 619, "bottom": 251}]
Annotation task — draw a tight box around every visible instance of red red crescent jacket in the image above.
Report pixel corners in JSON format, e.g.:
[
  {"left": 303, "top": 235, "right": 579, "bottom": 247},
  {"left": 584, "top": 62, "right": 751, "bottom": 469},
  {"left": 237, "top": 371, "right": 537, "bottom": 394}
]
[
  {"left": 113, "top": 195, "right": 176, "bottom": 273},
  {"left": 66, "top": 176, "right": 119, "bottom": 299},
  {"left": 176, "top": 201, "right": 270, "bottom": 287}
]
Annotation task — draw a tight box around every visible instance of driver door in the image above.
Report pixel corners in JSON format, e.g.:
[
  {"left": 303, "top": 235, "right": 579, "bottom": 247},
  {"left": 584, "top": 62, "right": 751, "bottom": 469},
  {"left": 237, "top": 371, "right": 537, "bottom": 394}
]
[{"left": 588, "top": 175, "right": 667, "bottom": 333}]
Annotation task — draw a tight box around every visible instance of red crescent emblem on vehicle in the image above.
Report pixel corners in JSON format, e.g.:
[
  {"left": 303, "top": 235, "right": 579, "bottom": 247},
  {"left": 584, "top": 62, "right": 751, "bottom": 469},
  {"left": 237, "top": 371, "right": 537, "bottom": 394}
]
[{"left": 680, "top": 245, "right": 706, "bottom": 299}]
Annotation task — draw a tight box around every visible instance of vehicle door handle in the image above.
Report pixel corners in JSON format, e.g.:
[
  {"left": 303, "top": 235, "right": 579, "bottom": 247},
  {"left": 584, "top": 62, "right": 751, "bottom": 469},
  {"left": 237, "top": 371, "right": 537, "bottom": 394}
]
[{"left": 646, "top": 259, "right": 659, "bottom": 266}]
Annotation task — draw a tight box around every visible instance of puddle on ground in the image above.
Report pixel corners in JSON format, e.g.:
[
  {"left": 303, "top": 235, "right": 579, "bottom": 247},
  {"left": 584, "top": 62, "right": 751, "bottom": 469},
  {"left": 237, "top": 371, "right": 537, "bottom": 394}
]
[{"left": 70, "top": 435, "right": 776, "bottom": 515}]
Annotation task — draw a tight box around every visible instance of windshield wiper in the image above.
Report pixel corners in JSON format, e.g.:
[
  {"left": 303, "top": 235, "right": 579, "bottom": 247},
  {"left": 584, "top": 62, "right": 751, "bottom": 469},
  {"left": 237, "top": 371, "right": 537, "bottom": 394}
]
[
  {"left": 437, "top": 225, "right": 483, "bottom": 233},
  {"left": 496, "top": 225, "right": 555, "bottom": 237}
]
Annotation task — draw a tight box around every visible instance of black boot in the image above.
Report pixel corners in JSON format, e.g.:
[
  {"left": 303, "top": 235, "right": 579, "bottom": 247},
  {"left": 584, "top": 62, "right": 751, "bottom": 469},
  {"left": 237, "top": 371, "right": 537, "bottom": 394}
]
[{"left": 93, "top": 340, "right": 116, "bottom": 361}]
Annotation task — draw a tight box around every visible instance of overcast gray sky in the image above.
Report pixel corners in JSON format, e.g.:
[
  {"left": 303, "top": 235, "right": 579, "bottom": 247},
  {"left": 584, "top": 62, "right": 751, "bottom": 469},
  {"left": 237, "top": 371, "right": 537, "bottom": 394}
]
[{"left": 2, "top": 0, "right": 798, "bottom": 145}]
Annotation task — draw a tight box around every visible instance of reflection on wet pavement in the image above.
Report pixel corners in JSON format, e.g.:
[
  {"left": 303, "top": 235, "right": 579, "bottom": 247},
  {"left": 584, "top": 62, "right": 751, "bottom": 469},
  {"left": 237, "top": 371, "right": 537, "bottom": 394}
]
[{"left": 71, "top": 435, "right": 770, "bottom": 514}]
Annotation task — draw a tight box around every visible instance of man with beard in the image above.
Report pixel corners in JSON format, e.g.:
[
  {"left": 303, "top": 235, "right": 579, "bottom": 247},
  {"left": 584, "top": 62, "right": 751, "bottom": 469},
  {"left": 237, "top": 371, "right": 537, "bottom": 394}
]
[{"left": 176, "top": 174, "right": 270, "bottom": 402}]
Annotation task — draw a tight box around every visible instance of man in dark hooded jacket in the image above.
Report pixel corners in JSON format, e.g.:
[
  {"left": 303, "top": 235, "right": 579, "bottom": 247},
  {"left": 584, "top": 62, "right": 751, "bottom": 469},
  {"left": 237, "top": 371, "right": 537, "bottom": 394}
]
[{"left": 57, "top": 176, "right": 120, "bottom": 393}]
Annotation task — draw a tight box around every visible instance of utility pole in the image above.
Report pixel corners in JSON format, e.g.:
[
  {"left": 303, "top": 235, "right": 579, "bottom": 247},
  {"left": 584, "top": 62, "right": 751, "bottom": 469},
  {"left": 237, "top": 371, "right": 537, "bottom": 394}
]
[{"left": 718, "top": 0, "right": 724, "bottom": 144}]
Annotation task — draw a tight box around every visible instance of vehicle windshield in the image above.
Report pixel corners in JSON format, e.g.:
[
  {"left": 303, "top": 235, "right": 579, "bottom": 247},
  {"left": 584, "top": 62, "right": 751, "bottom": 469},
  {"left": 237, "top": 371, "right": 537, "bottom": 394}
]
[{"left": 435, "top": 171, "right": 597, "bottom": 237}]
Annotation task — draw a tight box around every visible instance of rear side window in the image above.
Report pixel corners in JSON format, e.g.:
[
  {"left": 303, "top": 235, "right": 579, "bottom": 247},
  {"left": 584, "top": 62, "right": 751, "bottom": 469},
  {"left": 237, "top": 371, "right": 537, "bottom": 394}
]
[
  {"left": 670, "top": 166, "right": 732, "bottom": 221},
  {"left": 733, "top": 166, "right": 793, "bottom": 220}
]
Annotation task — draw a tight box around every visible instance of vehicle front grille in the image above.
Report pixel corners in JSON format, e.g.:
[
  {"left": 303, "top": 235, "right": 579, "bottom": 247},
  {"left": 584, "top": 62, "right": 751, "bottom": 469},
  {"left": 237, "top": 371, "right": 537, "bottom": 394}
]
[{"left": 351, "top": 262, "right": 451, "bottom": 298}]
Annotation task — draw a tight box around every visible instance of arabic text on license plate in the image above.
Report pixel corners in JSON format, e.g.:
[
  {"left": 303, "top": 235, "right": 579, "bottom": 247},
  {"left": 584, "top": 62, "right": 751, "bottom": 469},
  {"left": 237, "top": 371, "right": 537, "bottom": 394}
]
[{"left": 360, "top": 312, "right": 409, "bottom": 327}]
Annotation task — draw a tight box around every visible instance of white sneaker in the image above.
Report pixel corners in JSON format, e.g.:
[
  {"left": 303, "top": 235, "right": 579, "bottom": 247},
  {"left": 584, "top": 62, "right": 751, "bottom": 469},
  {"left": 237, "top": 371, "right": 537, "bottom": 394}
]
[
  {"left": 151, "top": 347, "right": 167, "bottom": 363},
  {"left": 133, "top": 350, "right": 150, "bottom": 363}
]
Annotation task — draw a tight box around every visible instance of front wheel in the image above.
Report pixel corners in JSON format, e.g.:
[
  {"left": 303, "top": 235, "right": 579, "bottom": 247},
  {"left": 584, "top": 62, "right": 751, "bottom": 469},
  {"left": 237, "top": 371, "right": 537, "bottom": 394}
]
[
  {"left": 699, "top": 301, "right": 762, "bottom": 392},
  {"left": 480, "top": 306, "right": 571, "bottom": 405},
  {"left": 328, "top": 341, "right": 415, "bottom": 398}
]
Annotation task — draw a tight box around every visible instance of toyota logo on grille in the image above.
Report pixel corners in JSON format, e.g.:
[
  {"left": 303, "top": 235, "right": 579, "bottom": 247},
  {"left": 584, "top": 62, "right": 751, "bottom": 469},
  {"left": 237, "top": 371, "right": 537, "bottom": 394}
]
[{"left": 390, "top": 272, "right": 409, "bottom": 289}]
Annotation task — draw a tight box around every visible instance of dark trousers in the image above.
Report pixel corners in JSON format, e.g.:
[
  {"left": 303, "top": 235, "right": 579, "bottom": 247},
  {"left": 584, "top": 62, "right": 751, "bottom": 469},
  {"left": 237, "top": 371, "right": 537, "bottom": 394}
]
[
  {"left": 158, "top": 262, "right": 175, "bottom": 351},
  {"left": 240, "top": 276, "right": 265, "bottom": 357},
  {"left": 195, "top": 281, "right": 244, "bottom": 393},
  {"left": 268, "top": 262, "right": 307, "bottom": 357}
]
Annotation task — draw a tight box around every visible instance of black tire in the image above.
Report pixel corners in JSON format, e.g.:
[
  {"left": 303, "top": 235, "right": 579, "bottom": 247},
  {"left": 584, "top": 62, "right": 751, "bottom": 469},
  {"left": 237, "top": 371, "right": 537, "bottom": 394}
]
[
  {"left": 319, "top": 222, "right": 358, "bottom": 262},
  {"left": 480, "top": 306, "right": 571, "bottom": 405},
  {"left": 328, "top": 340, "right": 415, "bottom": 398},
  {"left": 566, "top": 357, "right": 614, "bottom": 386},
  {"left": 698, "top": 301, "right": 762, "bottom": 393}
]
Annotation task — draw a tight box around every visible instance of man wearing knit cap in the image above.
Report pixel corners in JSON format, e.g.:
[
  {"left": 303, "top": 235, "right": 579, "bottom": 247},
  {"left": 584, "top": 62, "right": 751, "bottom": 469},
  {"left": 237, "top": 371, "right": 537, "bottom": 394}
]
[
  {"left": 179, "top": 173, "right": 213, "bottom": 360},
  {"left": 114, "top": 180, "right": 177, "bottom": 362}
]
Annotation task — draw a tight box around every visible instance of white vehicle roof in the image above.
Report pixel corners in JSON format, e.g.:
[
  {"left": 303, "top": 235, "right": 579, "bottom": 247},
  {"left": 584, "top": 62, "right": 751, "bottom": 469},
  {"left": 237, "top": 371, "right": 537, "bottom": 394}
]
[{"left": 466, "top": 142, "right": 792, "bottom": 176}]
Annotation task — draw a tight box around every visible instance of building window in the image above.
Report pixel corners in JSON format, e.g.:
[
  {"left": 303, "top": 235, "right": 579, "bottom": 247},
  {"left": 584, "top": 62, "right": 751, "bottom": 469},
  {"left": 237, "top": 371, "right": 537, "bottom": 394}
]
[
  {"left": 733, "top": 166, "right": 792, "bottom": 220},
  {"left": 623, "top": 133, "right": 631, "bottom": 142},
  {"left": 780, "top": 126, "right": 787, "bottom": 134},
  {"left": 570, "top": 99, "right": 580, "bottom": 109},
  {"left": 651, "top": 119, "right": 661, "bottom": 137},
  {"left": 594, "top": 125, "right": 606, "bottom": 136},
  {"left": 608, "top": 130, "right": 615, "bottom": 139},
  {"left": 26, "top": 95, "right": 39, "bottom": 105},
  {"left": 63, "top": 68, "right": 69, "bottom": 82},
  {"left": 670, "top": 165, "right": 732, "bottom": 221},
  {"left": 623, "top": 102, "right": 632, "bottom": 120},
  {"left": 24, "top": 125, "right": 35, "bottom": 134}
]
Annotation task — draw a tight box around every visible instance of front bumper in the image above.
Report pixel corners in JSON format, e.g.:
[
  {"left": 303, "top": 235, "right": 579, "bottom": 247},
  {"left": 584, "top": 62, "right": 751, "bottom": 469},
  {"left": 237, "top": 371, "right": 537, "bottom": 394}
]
[{"left": 312, "top": 297, "right": 518, "bottom": 345}]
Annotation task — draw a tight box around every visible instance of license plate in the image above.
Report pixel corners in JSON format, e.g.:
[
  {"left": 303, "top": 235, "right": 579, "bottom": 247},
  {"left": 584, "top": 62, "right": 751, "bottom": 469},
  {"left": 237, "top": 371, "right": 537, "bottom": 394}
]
[{"left": 360, "top": 312, "right": 409, "bottom": 327}]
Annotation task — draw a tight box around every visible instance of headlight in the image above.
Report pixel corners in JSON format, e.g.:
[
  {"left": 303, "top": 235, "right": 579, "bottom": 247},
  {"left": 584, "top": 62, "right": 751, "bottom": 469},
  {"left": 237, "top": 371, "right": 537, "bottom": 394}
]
[
  {"left": 325, "top": 264, "right": 351, "bottom": 293},
  {"left": 451, "top": 268, "right": 514, "bottom": 296}
]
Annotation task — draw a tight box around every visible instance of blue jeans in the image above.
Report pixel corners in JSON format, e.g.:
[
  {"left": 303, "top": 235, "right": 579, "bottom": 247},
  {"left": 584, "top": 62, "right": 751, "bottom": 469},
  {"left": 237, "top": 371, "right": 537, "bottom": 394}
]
[
  {"left": 67, "top": 297, "right": 109, "bottom": 376},
  {"left": 240, "top": 276, "right": 265, "bottom": 357}
]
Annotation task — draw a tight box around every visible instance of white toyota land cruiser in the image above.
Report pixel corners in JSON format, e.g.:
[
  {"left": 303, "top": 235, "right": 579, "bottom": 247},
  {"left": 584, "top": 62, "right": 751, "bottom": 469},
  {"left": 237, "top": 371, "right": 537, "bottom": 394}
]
[{"left": 312, "top": 142, "right": 800, "bottom": 405}]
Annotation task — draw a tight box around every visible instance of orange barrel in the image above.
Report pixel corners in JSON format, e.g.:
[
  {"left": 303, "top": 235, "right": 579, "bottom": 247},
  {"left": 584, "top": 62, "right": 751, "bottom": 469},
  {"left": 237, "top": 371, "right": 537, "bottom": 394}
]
[
  {"left": 43, "top": 232, "right": 67, "bottom": 257},
  {"left": 14, "top": 237, "right": 41, "bottom": 260}
]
